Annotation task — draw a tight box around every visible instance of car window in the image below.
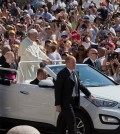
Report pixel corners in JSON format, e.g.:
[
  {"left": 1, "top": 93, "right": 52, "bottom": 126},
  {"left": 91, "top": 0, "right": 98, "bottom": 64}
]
[{"left": 49, "top": 65, "right": 116, "bottom": 87}]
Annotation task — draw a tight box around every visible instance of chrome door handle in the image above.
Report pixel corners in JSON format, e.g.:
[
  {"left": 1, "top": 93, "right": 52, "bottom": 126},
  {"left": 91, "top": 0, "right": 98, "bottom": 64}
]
[{"left": 20, "top": 91, "right": 29, "bottom": 95}]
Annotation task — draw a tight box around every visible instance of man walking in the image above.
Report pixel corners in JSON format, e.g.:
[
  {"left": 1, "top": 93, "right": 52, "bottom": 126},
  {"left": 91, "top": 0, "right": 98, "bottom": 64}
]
[{"left": 55, "top": 55, "right": 94, "bottom": 134}]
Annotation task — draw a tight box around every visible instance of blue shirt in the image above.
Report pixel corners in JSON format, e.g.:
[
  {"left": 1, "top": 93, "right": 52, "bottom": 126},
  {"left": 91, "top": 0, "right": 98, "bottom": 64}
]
[{"left": 42, "top": 12, "right": 53, "bottom": 20}]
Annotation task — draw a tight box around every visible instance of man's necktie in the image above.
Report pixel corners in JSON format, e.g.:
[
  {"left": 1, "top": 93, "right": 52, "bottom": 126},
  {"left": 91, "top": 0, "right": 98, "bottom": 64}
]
[
  {"left": 71, "top": 71, "right": 78, "bottom": 96},
  {"left": 93, "top": 62, "right": 96, "bottom": 68}
]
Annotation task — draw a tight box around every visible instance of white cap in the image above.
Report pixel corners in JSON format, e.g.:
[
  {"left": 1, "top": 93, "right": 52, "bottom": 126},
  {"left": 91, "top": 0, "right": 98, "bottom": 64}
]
[
  {"left": 115, "top": 48, "right": 120, "bottom": 53},
  {"left": 61, "top": 31, "right": 68, "bottom": 36},
  {"left": 23, "top": 10, "right": 28, "bottom": 13},
  {"left": 28, "top": 29, "right": 38, "bottom": 34},
  {"left": 72, "top": 1, "right": 78, "bottom": 6}
]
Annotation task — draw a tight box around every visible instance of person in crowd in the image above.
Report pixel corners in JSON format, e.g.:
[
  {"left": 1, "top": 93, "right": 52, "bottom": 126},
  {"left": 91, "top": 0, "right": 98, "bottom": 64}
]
[
  {"left": 82, "top": 0, "right": 92, "bottom": 9},
  {"left": 30, "top": 68, "right": 48, "bottom": 85},
  {"left": 113, "top": 16, "right": 120, "bottom": 32},
  {"left": 43, "top": 25, "right": 57, "bottom": 41},
  {"left": 41, "top": 6, "right": 53, "bottom": 21},
  {"left": 0, "top": 45, "right": 11, "bottom": 65},
  {"left": 0, "top": 51, "right": 16, "bottom": 85},
  {"left": 105, "top": 0, "right": 114, "bottom": 12},
  {"left": 0, "top": 6, "right": 10, "bottom": 20},
  {"left": 102, "top": 41, "right": 119, "bottom": 76},
  {"left": 112, "top": 57, "right": 120, "bottom": 83},
  {"left": 7, "top": 125, "right": 40, "bottom": 134},
  {"left": 27, "top": 4, "right": 34, "bottom": 16},
  {"left": 48, "top": 44, "right": 62, "bottom": 64},
  {"left": 83, "top": 48, "right": 102, "bottom": 71},
  {"left": 10, "top": 2, "right": 19, "bottom": 17},
  {"left": 97, "top": 47, "right": 107, "bottom": 72},
  {"left": 82, "top": 35, "right": 92, "bottom": 50},
  {"left": 4, "top": 30, "right": 20, "bottom": 47},
  {"left": 57, "top": 31, "right": 69, "bottom": 55},
  {"left": 97, "top": 2, "right": 108, "bottom": 23},
  {"left": 55, "top": 55, "right": 94, "bottom": 134},
  {"left": 76, "top": 45, "right": 87, "bottom": 63}
]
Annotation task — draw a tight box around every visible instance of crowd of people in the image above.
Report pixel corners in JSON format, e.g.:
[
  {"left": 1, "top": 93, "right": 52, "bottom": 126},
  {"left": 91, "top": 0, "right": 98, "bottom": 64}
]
[{"left": 0, "top": 0, "right": 119, "bottom": 83}]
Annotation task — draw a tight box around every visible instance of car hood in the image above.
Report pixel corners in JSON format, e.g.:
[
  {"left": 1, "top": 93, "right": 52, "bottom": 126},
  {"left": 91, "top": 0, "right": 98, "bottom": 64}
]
[{"left": 88, "top": 85, "right": 120, "bottom": 102}]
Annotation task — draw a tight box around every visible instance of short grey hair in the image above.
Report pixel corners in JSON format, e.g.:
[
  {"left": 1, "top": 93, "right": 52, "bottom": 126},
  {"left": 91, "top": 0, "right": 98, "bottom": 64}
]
[{"left": 4, "top": 51, "right": 14, "bottom": 58}]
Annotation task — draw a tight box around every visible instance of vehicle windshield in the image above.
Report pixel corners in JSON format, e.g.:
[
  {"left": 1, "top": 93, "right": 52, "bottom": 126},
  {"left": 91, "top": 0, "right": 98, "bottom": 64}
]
[{"left": 49, "top": 65, "right": 115, "bottom": 87}]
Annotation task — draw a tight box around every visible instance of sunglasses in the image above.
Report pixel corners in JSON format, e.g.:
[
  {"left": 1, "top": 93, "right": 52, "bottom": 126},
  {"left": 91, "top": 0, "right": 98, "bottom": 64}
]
[{"left": 45, "top": 28, "right": 50, "bottom": 30}]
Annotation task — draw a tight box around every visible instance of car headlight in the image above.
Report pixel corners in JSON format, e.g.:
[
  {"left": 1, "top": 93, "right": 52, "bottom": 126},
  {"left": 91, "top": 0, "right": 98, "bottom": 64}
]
[{"left": 85, "top": 97, "right": 118, "bottom": 107}]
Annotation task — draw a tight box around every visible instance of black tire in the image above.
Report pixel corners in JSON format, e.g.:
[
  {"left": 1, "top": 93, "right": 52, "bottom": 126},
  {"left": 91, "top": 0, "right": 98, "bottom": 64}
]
[
  {"left": 75, "top": 111, "right": 92, "bottom": 134},
  {"left": 57, "top": 110, "right": 92, "bottom": 134}
]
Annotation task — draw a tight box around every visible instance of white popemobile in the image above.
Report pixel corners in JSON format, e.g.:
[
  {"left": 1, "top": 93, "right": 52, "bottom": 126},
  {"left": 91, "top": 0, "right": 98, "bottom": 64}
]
[{"left": 0, "top": 61, "right": 120, "bottom": 134}]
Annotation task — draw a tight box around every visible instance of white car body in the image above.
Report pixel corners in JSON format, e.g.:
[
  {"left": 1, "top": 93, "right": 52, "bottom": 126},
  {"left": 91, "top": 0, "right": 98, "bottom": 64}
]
[{"left": 0, "top": 61, "right": 120, "bottom": 134}]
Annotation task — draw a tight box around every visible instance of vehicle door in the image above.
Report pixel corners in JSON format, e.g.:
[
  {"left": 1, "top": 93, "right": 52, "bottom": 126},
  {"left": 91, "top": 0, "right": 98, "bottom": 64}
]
[
  {"left": 17, "top": 83, "right": 56, "bottom": 126},
  {"left": 0, "top": 84, "right": 19, "bottom": 118}
]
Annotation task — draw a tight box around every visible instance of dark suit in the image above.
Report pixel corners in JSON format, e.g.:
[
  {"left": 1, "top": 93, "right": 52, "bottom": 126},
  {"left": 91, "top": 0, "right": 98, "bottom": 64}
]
[
  {"left": 84, "top": 58, "right": 101, "bottom": 71},
  {"left": 55, "top": 67, "right": 91, "bottom": 134},
  {"left": 0, "top": 55, "right": 6, "bottom": 65},
  {"left": 30, "top": 78, "right": 39, "bottom": 85},
  {"left": 0, "top": 61, "right": 16, "bottom": 86}
]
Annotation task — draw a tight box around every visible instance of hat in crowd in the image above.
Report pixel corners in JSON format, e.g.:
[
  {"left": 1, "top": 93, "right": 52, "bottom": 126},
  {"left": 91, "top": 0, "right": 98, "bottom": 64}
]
[
  {"left": 115, "top": 48, "right": 120, "bottom": 53},
  {"left": 100, "top": 1, "right": 107, "bottom": 6},
  {"left": 25, "top": 14, "right": 31, "bottom": 18},
  {"left": 108, "top": 41, "right": 115, "bottom": 47},
  {"left": 71, "top": 30, "right": 81, "bottom": 40},
  {"left": 9, "top": 30, "right": 15, "bottom": 35},
  {"left": 45, "top": 25, "right": 51, "bottom": 29},
  {"left": 94, "top": 16, "right": 102, "bottom": 21},
  {"left": 28, "top": 29, "right": 38, "bottom": 34},
  {"left": 45, "top": 39, "right": 52, "bottom": 44},
  {"left": 20, "top": 16, "right": 25, "bottom": 21},
  {"left": 109, "top": 27, "right": 116, "bottom": 36},
  {"left": 23, "top": 10, "right": 28, "bottom": 13},
  {"left": 61, "top": 31, "right": 68, "bottom": 37},
  {"left": 83, "top": 15, "right": 90, "bottom": 20},
  {"left": 72, "top": 0, "right": 78, "bottom": 6}
]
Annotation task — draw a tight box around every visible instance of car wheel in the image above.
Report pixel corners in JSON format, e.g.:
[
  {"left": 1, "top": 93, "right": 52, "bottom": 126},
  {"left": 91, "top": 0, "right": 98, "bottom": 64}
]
[
  {"left": 75, "top": 111, "right": 92, "bottom": 134},
  {"left": 57, "top": 111, "right": 92, "bottom": 134}
]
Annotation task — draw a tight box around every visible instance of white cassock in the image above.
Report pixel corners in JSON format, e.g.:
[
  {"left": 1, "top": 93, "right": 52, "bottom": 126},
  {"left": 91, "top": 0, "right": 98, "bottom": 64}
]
[{"left": 18, "top": 37, "right": 49, "bottom": 81}]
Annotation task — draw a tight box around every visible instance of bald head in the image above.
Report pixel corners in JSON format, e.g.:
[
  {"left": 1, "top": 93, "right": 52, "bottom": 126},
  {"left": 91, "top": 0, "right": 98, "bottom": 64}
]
[
  {"left": 7, "top": 125, "right": 40, "bottom": 134},
  {"left": 65, "top": 55, "right": 76, "bottom": 70},
  {"left": 88, "top": 48, "right": 98, "bottom": 61}
]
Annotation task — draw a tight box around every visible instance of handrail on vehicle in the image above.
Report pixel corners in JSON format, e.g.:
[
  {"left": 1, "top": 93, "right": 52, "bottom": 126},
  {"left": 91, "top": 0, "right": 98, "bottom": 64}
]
[
  {"left": 0, "top": 67, "right": 18, "bottom": 80},
  {"left": 0, "top": 67, "right": 17, "bottom": 72},
  {"left": 18, "top": 60, "right": 64, "bottom": 82}
]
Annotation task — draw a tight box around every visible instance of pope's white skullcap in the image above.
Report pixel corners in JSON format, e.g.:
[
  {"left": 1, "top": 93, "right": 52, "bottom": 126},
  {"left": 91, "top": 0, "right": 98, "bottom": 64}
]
[{"left": 28, "top": 29, "right": 38, "bottom": 34}]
